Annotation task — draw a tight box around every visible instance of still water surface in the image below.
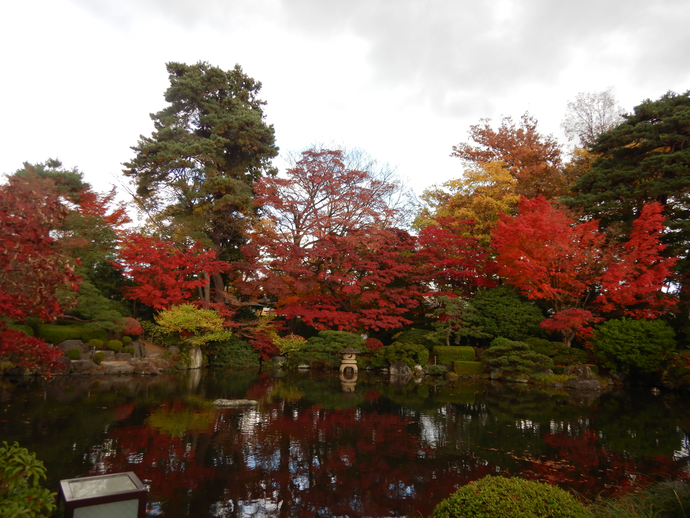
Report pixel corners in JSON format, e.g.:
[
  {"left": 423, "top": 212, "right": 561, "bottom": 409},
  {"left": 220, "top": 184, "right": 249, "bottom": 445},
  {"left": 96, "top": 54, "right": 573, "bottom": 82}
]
[{"left": 2, "top": 370, "right": 689, "bottom": 517}]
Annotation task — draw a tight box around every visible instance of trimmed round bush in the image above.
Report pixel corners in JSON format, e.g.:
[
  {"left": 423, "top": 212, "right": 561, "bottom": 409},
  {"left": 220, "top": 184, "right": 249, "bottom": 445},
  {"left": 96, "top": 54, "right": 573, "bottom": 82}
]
[
  {"left": 88, "top": 339, "right": 104, "bottom": 349},
  {"left": 122, "top": 346, "right": 135, "bottom": 355},
  {"left": 107, "top": 340, "right": 123, "bottom": 352},
  {"left": 66, "top": 349, "right": 82, "bottom": 360},
  {"left": 430, "top": 475, "right": 593, "bottom": 518},
  {"left": 592, "top": 318, "right": 676, "bottom": 373},
  {"left": 482, "top": 338, "right": 554, "bottom": 374},
  {"left": 92, "top": 352, "right": 105, "bottom": 365},
  {"left": 121, "top": 336, "right": 133, "bottom": 345}
]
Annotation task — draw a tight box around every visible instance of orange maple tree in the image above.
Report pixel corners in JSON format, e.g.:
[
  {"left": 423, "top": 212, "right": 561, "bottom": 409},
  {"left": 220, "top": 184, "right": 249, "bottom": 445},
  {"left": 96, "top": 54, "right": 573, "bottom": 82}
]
[{"left": 451, "top": 113, "right": 564, "bottom": 198}]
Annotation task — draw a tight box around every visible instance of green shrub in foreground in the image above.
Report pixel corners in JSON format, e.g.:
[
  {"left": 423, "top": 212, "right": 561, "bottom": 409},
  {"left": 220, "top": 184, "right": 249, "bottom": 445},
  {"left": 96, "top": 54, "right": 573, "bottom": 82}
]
[
  {"left": 122, "top": 346, "right": 135, "bottom": 355},
  {"left": 434, "top": 346, "right": 475, "bottom": 364},
  {"left": 592, "top": 318, "right": 676, "bottom": 373},
  {"left": 92, "top": 352, "right": 106, "bottom": 365},
  {"left": 121, "top": 336, "right": 133, "bottom": 345},
  {"left": 0, "top": 442, "right": 56, "bottom": 518},
  {"left": 430, "top": 475, "right": 592, "bottom": 518},
  {"left": 453, "top": 361, "right": 484, "bottom": 376}
]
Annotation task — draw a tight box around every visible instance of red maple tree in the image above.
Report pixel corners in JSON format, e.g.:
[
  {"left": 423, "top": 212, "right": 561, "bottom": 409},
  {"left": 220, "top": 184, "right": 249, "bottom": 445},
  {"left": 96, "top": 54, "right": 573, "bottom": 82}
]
[
  {"left": 238, "top": 228, "right": 425, "bottom": 332},
  {"left": 0, "top": 175, "right": 81, "bottom": 372},
  {"left": 492, "top": 196, "right": 676, "bottom": 345},
  {"left": 417, "top": 217, "right": 496, "bottom": 297},
  {"left": 112, "top": 234, "right": 231, "bottom": 310}
]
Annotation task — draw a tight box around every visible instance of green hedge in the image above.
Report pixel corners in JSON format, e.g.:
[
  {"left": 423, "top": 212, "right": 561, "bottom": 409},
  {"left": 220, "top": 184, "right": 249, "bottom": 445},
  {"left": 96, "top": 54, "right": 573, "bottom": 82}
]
[
  {"left": 36, "top": 324, "right": 82, "bottom": 344},
  {"left": 430, "top": 475, "right": 592, "bottom": 518},
  {"left": 454, "top": 361, "right": 485, "bottom": 376},
  {"left": 36, "top": 324, "right": 108, "bottom": 344},
  {"left": 434, "top": 346, "right": 475, "bottom": 364}
]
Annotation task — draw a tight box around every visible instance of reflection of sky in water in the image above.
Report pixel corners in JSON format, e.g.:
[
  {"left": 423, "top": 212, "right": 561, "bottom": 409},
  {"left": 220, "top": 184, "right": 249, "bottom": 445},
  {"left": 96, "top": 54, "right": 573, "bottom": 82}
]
[{"left": 674, "top": 433, "right": 690, "bottom": 462}]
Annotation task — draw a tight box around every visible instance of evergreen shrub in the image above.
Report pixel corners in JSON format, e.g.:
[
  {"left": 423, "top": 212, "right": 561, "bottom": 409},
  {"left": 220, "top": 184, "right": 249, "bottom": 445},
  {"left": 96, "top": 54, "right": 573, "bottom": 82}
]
[
  {"left": 482, "top": 338, "right": 554, "bottom": 374},
  {"left": 121, "top": 336, "right": 133, "bottom": 345},
  {"left": 392, "top": 328, "right": 444, "bottom": 350},
  {"left": 66, "top": 349, "right": 82, "bottom": 360},
  {"left": 434, "top": 346, "right": 475, "bottom": 364},
  {"left": 206, "top": 336, "right": 260, "bottom": 370},
  {"left": 430, "top": 475, "right": 592, "bottom": 518},
  {"left": 426, "top": 364, "right": 448, "bottom": 376},
  {"left": 122, "top": 346, "right": 135, "bottom": 355},
  {"left": 292, "top": 331, "right": 366, "bottom": 368},
  {"left": 107, "top": 340, "right": 123, "bottom": 352},
  {"left": 371, "top": 341, "right": 429, "bottom": 369},
  {"left": 453, "top": 361, "right": 485, "bottom": 376},
  {"left": 525, "top": 337, "right": 588, "bottom": 365},
  {"left": 92, "top": 352, "right": 105, "bottom": 365},
  {"left": 592, "top": 318, "right": 676, "bottom": 373}
]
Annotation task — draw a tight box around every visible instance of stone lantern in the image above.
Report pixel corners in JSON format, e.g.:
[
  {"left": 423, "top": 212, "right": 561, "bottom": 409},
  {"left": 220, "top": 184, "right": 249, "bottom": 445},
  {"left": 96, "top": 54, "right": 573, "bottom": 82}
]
[{"left": 338, "top": 346, "right": 362, "bottom": 375}]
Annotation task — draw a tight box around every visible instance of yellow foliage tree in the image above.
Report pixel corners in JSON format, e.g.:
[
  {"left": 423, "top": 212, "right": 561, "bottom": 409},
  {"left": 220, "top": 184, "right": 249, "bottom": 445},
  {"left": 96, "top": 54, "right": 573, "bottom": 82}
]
[{"left": 415, "top": 161, "right": 520, "bottom": 247}]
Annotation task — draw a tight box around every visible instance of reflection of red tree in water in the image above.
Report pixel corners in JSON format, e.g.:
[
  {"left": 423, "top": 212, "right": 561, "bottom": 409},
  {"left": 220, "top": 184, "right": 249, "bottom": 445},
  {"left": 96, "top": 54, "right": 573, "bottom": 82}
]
[
  {"left": 516, "top": 431, "right": 688, "bottom": 498},
  {"left": 90, "top": 402, "right": 491, "bottom": 517},
  {"left": 88, "top": 399, "right": 690, "bottom": 517}
]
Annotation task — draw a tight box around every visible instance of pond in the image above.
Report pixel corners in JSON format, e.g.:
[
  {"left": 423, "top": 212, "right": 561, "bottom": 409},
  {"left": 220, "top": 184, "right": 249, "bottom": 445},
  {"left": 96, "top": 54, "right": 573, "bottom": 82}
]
[{"left": 2, "top": 369, "right": 690, "bottom": 517}]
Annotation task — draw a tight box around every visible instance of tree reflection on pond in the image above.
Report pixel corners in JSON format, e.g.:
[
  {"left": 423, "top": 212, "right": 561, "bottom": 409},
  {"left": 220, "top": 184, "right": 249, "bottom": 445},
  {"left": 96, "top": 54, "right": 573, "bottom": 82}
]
[{"left": 1, "top": 370, "right": 688, "bottom": 517}]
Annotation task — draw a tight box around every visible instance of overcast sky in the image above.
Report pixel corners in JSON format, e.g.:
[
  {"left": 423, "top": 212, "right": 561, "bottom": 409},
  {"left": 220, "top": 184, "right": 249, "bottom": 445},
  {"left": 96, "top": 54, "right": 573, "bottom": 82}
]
[{"left": 1, "top": 0, "right": 689, "bottom": 201}]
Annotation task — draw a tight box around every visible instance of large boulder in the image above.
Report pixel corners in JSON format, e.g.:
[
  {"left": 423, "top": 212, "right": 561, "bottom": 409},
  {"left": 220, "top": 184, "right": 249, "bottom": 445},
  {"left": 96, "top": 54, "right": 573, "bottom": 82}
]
[
  {"left": 564, "top": 378, "right": 602, "bottom": 391},
  {"left": 564, "top": 364, "right": 597, "bottom": 380},
  {"left": 130, "top": 341, "right": 146, "bottom": 359},
  {"left": 71, "top": 360, "right": 98, "bottom": 374},
  {"left": 131, "top": 359, "right": 160, "bottom": 375},
  {"left": 390, "top": 362, "right": 413, "bottom": 386}
]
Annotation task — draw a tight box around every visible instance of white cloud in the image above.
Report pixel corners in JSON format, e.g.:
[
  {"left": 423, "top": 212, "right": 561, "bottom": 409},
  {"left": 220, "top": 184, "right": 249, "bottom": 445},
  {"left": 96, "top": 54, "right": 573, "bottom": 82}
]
[{"left": 1, "top": 0, "right": 688, "bottom": 199}]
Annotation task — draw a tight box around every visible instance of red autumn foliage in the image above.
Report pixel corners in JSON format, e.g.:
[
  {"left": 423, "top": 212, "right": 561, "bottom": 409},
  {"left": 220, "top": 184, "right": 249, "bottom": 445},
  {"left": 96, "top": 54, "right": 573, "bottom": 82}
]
[
  {"left": 417, "top": 217, "right": 496, "bottom": 296},
  {"left": 238, "top": 228, "right": 425, "bottom": 332},
  {"left": 597, "top": 201, "right": 677, "bottom": 318},
  {"left": 364, "top": 337, "right": 384, "bottom": 353},
  {"left": 0, "top": 324, "right": 65, "bottom": 374},
  {"left": 112, "top": 234, "right": 231, "bottom": 310},
  {"left": 253, "top": 148, "right": 402, "bottom": 247},
  {"left": 492, "top": 196, "right": 677, "bottom": 345},
  {"left": 0, "top": 175, "right": 81, "bottom": 321},
  {"left": 117, "top": 317, "right": 143, "bottom": 337}
]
